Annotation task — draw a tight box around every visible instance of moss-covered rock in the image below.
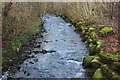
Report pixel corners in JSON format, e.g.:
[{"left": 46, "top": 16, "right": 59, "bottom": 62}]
[
  {"left": 96, "top": 40, "right": 103, "bottom": 45},
  {"left": 101, "top": 65, "right": 120, "bottom": 80},
  {"left": 90, "top": 32, "right": 96, "bottom": 37},
  {"left": 111, "top": 62, "right": 120, "bottom": 73},
  {"left": 89, "top": 43, "right": 96, "bottom": 54},
  {"left": 76, "top": 21, "right": 84, "bottom": 26},
  {"left": 83, "top": 56, "right": 97, "bottom": 68},
  {"left": 99, "top": 53, "right": 114, "bottom": 64},
  {"left": 110, "top": 54, "right": 120, "bottom": 61},
  {"left": 88, "top": 27, "right": 95, "bottom": 32},
  {"left": 96, "top": 25, "right": 105, "bottom": 30},
  {"left": 89, "top": 43, "right": 101, "bottom": 55},
  {"left": 86, "top": 32, "right": 97, "bottom": 44},
  {"left": 112, "top": 75, "right": 120, "bottom": 80},
  {"left": 99, "top": 53, "right": 120, "bottom": 65},
  {"left": 87, "top": 38, "right": 93, "bottom": 43},
  {"left": 99, "top": 27, "right": 114, "bottom": 37},
  {"left": 91, "top": 57, "right": 102, "bottom": 68},
  {"left": 94, "top": 40, "right": 103, "bottom": 52},
  {"left": 92, "top": 68, "right": 106, "bottom": 80},
  {"left": 41, "top": 49, "right": 47, "bottom": 54}
]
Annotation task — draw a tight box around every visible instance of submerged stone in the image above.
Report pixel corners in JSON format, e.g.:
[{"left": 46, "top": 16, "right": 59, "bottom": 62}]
[
  {"left": 41, "top": 49, "right": 47, "bottom": 54},
  {"left": 33, "top": 51, "right": 40, "bottom": 54}
]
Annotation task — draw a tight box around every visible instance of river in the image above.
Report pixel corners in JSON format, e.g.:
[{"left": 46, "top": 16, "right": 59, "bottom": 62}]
[{"left": 2, "top": 14, "right": 90, "bottom": 79}]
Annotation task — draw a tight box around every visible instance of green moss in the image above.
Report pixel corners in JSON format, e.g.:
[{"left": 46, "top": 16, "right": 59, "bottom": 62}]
[
  {"left": 97, "top": 40, "right": 103, "bottom": 45},
  {"left": 87, "top": 38, "right": 93, "bottom": 43},
  {"left": 81, "top": 30, "right": 86, "bottom": 35},
  {"left": 89, "top": 43, "right": 100, "bottom": 55},
  {"left": 90, "top": 32, "right": 96, "bottom": 38},
  {"left": 112, "top": 75, "right": 120, "bottom": 80},
  {"left": 101, "top": 64, "right": 119, "bottom": 79},
  {"left": 88, "top": 27, "right": 95, "bottom": 32},
  {"left": 96, "top": 25, "right": 105, "bottom": 30},
  {"left": 110, "top": 54, "right": 120, "bottom": 61},
  {"left": 83, "top": 56, "right": 97, "bottom": 68},
  {"left": 77, "top": 22, "right": 84, "bottom": 26},
  {"left": 99, "top": 53, "right": 114, "bottom": 64},
  {"left": 99, "top": 27, "right": 114, "bottom": 37},
  {"left": 85, "top": 35, "right": 89, "bottom": 38},
  {"left": 89, "top": 43, "right": 96, "bottom": 47},
  {"left": 99, "top": 53, "right": 120, "bottom": 64},
  {"left": 96, "top": 40, "right": 103, "bottom": 49},
  {"left": 77, "top": 18, "right": 95, "bottom": 27},
  {"left": 85, "top": 33, "right": 96, "bottom": 43},
  {"left": 111, "top": 62, "right": 120, "bottom": 73},
  {"left": 91, "top": 57, "right": 102, "bottom": 68},
  {"left": 92, "top": 68, "right": 106, "bottom": 80}
]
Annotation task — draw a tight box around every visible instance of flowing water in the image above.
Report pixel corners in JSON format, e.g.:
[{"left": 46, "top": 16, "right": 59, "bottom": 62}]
[{"left": 2, "top": 14, "right": 90, "bottom": 78}]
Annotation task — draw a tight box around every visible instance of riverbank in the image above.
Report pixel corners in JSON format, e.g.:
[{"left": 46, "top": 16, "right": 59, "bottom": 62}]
[
  {"left": 2, "top": 13, "right": 119, "bottom": 79},
  {"left": 2, "top": 20, "right": 44, "bottom": 73},
  {"left": 58, "top": 14, "right": 120, "bottom": 79},
  {"left": 2, "top": 2, "right": 45, "bottom": 73}
]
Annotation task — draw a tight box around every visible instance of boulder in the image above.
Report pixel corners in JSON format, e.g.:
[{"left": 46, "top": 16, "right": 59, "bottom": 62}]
[
  {"left": 92, "top": 68, "right": 106, "bottom": 80},
  {"left": 83, "top": 56, "right": 97, "bottom": 68},
  {"left": 41, "top": 49, "right": 47, "bottom": 54},
  {"left": 88, "top": 27, "right": 95, "bottom": 32},
  {"left": 99, "top": 53, "right": 114, "bottom": 64},
  {"left": 99, "top": 53, "right": 119, "bottom": 65},
  {"left": 91, "top": 57, "right": 102, "bottom": 68},
  {"left": 111, "top": 62, "right": 120, "bottom": 73},
  {"left": 101, "top": 65, "right": 120, "bottom": 80},
  {"left": 99, "top": 27, "right": 114, "bottom": 37},
  {"left": 96, "top": 25, "right": 105, "bottom": 30},
  {"left": 89, "top": 43, "right": 100, "bottom": 55}
]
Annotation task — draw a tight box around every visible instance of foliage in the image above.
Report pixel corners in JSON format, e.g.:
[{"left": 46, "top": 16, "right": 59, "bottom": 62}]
[{"left": 2, "top": 34, "right": 29, "bottom": 71}]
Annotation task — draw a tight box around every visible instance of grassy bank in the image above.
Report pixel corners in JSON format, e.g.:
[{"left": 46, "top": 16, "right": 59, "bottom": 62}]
[
  {"left": 2, "top": 21, "right": 44, "bottom": 72},
  {"left": 2, "top": 2, "right": 44, "bottom": 72}
]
